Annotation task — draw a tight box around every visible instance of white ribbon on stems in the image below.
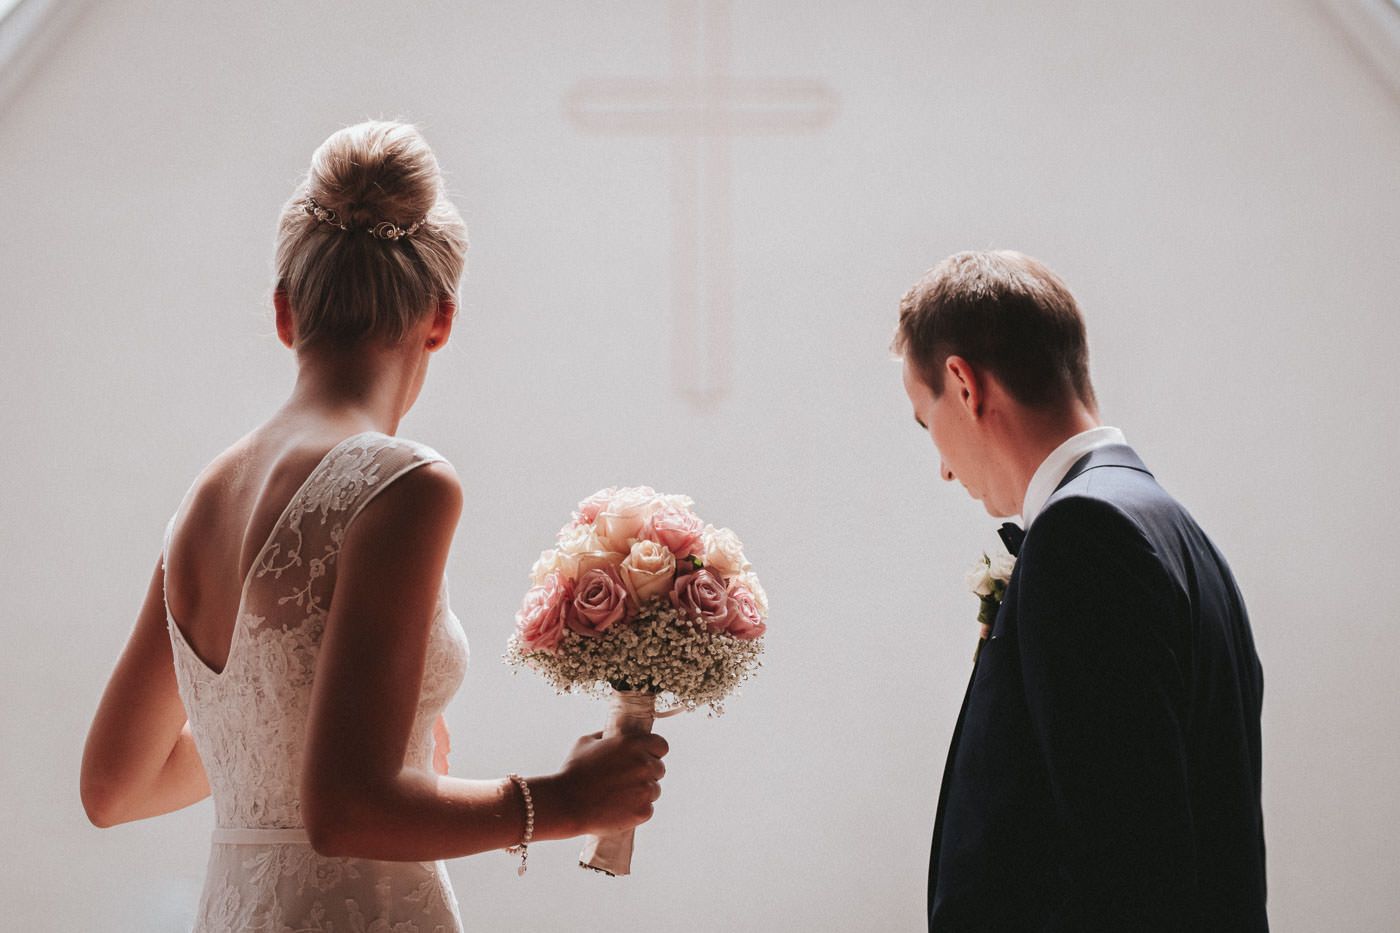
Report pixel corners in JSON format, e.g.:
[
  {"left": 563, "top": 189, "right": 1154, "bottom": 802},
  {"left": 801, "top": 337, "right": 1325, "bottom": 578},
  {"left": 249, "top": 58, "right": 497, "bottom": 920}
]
[{"left": 578, "top": 688, "right": 684, "bottom": 876}]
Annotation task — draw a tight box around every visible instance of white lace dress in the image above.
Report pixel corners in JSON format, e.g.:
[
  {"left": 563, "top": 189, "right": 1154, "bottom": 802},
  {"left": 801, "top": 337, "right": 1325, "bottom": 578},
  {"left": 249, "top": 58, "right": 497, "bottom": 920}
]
[{"left": 161, "top": 431, "right": 469, "bottom": 933}]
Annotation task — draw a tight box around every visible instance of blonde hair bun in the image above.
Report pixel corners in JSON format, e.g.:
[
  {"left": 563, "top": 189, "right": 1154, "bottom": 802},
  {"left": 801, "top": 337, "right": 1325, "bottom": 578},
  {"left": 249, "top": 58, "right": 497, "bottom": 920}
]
[
  {"left": 274, "top": 119, "right": 469, "bottom": 349},
  {"left": 307, "top": 121, "right": 438, "bottom": 231}
]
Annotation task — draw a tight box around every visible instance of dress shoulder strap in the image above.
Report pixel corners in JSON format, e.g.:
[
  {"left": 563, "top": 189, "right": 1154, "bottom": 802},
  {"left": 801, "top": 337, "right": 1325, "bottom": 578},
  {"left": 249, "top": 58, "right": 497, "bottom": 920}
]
[
  {"left": 242, "top": 432, "right": 451, "bottom": 628},
  {"left": 337, "top": 433, "right": 451, "bottom": 529}
]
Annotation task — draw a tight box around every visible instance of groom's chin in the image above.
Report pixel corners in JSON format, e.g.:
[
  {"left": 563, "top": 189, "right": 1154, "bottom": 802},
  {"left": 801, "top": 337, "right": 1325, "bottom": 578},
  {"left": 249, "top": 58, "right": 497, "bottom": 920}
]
[{"left": 983, "top": 501, "right": 1014, "bottom": 519}]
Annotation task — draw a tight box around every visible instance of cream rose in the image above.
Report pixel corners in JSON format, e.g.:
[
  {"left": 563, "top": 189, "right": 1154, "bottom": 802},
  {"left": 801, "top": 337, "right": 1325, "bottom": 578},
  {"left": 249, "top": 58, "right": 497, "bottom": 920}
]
[
  {"left": 989, "top": 553, "right": 1016, "bottom": 583},
  {"left": 701, "top": 525, "right": 750, "bottom": 577},
  {"left": 965, "top": 559, "right": 995, "bottom": 597},
  {"left": 619, "top": 540, "right": 677, "bottom": 606},
  {"left": 573, "top": 486, "right": 618, "bottom": 524},
  {"left": 575, "top": 549, "right": 625, "bottom": 578},
  {"left": 557, "top": 522, "right": 602, "bottom": 556},
  {"left": 657, "top": 492, "right": 695, "bottom": 512},
  {"left": 552, "top": 523, "right": 606, "bottom": 579},
  {"left": 530, "top": 548, "right": 565, "bottom": 585},
  {"left": 595, "top": 486, "right": 661, "bottom": 553}
]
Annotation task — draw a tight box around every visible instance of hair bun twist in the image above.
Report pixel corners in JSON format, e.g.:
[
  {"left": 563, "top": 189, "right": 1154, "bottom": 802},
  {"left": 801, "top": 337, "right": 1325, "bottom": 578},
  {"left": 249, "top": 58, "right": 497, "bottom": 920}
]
[{"left": 306, "top": 120, "right": 440, "bottom": 232}]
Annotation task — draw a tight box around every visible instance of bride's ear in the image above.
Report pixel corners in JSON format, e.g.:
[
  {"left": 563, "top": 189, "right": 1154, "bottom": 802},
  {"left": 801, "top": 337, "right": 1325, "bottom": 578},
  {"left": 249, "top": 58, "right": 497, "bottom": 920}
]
[
  {"left": 425, "top": 298, "right": 455, "bottom": 350},
  {"left": 273, "top": 289, "right": 295, "bottom": 349},
  {"left": 944, "top": 355, "right": 984, "bottom": 418}
]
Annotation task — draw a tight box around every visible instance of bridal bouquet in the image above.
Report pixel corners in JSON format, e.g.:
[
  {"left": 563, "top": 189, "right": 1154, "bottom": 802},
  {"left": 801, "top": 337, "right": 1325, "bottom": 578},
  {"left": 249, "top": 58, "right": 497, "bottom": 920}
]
[{"left": 504, "top": 485, "right": 767, "bottom": 875}]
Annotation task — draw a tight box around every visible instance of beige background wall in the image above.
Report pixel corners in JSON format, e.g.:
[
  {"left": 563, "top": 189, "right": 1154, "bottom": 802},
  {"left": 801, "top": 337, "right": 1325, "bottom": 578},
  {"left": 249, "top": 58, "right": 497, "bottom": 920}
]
[{"left": 2, "top": 1, "right": 1397, "bottom": 929}]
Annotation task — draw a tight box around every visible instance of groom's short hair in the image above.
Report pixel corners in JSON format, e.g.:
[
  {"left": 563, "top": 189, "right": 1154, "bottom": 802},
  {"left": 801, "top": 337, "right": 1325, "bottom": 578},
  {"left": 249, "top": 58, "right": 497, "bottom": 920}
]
[{"left": 893, "top": 250, "right": 1097, "bottom": 412}]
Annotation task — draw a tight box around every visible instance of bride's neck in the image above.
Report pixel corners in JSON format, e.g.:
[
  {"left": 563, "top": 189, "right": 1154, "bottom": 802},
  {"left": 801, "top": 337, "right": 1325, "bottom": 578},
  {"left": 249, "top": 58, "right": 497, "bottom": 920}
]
[{"left": 278, "top": 346, "right": 419, "bottom": 435}]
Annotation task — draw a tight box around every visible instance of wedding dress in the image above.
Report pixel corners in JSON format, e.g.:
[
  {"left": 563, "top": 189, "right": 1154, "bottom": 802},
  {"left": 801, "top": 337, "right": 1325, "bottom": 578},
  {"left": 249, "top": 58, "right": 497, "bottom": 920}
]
[{"left": 161, "top": 430, "right": 469, "bottom": 932}]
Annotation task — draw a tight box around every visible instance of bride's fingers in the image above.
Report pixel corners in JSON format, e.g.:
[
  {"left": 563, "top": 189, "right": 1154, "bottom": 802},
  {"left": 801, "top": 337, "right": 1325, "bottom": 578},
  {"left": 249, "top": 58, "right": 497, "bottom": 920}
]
[{"left": 433, "top": 715, "right": 451, "bottom": 751}]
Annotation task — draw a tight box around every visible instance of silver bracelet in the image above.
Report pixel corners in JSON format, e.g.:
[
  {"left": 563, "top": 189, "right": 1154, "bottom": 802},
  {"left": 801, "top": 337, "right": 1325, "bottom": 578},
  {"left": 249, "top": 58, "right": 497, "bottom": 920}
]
[{"left": 504, "top": 773, "right": 534, "bottom": 876}]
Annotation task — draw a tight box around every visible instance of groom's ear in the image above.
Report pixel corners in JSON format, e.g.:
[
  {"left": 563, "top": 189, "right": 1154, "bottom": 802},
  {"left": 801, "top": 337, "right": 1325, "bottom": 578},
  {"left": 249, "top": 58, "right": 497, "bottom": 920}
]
[{"left": 944, "top": 355, "right": 984, "bottom": 418}]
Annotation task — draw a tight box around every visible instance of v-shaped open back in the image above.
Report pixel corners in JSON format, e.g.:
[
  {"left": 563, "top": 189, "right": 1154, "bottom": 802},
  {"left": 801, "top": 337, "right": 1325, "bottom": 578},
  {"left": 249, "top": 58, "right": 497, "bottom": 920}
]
[
  {"left": 161, "top": 429, "right": 378, "bottom": 677},
  {"left": 159, "top": 429, "right": 469, "bottom": 932}
]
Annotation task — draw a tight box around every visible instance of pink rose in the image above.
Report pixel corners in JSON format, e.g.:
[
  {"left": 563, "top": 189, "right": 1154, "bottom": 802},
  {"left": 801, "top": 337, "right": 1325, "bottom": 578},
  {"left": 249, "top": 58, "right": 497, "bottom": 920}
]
[
  {"left": 516, "top": 573, "right": 571, "bottom": 652},
  {"left": 573, "top": 487, "right": 618, "bottom": 525},
  {"left": 722, "top": 584, "right": 767, "bottom": 641},
  {"left": 643, "top": 505, "right": 705, "bottom": 558},
  {"left": 567, "top": 565, "right": 631, "bottom": 637},
  {"left": 670, "top": 568, "right": 731, "bottom": 632}
]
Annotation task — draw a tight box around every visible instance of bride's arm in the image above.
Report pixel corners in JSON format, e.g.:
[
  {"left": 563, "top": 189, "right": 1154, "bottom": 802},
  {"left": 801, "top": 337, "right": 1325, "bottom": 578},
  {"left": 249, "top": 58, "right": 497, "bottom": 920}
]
[
  {"left": 138, "top": 720, "right": 212, "bottom": 817},
  {"left": 300, "top": 461, "right": 665, "bottom": 862},
  {"left": 80, "top": 551, "right": 212, "bottom": 827}
]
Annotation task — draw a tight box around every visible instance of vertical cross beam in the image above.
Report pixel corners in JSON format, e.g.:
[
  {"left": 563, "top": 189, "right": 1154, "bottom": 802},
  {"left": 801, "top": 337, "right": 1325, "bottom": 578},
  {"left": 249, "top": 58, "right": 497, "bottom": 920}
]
[{"left": 565, "top": 0, "right": 837, "bottom": 406}]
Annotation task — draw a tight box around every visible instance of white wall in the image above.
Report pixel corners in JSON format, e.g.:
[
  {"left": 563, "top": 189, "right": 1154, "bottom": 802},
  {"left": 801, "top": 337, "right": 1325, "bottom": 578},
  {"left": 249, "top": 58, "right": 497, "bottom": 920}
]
[{"left": 2, "top": 1, "right": 1397, "bottom": 929}]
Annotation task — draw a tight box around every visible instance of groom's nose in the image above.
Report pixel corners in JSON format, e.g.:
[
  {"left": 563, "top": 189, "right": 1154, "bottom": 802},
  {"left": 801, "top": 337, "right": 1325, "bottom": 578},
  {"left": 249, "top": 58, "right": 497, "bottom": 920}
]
[{"left": 941, "top": 461, "right": 955, "bottom": 483}]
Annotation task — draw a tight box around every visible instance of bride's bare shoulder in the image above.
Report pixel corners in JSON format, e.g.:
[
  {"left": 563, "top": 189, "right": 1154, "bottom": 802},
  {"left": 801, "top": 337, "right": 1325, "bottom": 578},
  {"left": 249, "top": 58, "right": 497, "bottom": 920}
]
[
  {"left": 332, "top": 458, "right": 462, "bottom": 593},
  {"left": 369, "top": 456, "right": 462, "bottom": 516},
  {"left": 177, "top": 427, "right": 355, "bottom": 517},
  {"left": 171, "top": 431, "right": 262, "bottom": 518}
]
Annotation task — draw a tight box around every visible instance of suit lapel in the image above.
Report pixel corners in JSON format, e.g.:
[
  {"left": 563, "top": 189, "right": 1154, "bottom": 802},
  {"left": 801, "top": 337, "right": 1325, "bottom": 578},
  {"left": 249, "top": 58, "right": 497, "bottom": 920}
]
[{"left": 929, "top": 583, "right": 1016, "bottom": 908}]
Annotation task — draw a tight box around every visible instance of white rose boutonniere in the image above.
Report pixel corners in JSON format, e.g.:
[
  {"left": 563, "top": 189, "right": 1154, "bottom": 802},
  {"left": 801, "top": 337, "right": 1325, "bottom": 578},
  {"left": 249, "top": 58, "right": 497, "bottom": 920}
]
[{"left": 966, "top": 551, "right": 1016, "bottom": 662}]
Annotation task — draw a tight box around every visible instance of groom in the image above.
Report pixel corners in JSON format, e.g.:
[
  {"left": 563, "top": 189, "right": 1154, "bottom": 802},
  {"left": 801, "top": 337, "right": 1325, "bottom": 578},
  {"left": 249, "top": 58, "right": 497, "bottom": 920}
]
[{"left": 894, "top": 251, "right": 1267, "bottom": 931}]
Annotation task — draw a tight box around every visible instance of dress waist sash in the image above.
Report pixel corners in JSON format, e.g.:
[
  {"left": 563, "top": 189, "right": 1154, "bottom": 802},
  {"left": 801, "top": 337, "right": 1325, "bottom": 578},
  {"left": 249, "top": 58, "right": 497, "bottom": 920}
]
[{"left": 211, "top": 826, "right": 312, "bottom": 845}]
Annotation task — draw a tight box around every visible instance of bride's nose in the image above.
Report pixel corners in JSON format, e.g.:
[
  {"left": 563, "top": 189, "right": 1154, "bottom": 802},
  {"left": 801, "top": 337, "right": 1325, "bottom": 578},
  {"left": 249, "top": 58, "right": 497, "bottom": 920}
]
[{"left": 941, "top": 461, "right": 955, "bottom": 483}]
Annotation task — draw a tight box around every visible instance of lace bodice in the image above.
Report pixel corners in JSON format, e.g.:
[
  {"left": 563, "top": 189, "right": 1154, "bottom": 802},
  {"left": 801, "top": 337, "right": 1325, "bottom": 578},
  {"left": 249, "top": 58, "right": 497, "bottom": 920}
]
[{"left": 161, "top": 430, "right": 469, "bottom": 932}]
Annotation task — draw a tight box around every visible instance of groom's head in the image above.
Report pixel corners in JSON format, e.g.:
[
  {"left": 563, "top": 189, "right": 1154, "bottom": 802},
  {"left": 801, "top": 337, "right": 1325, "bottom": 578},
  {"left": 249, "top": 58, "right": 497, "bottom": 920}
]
[{"left": 893, "top": 250, "right": 1099, "bottom": 517}]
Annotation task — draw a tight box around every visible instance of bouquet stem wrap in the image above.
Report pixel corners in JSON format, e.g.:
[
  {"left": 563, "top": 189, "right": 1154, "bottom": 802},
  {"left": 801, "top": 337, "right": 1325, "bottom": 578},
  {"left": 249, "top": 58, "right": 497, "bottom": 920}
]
[{"left": 579, "top": 688, "right": 678, "bottom": 876}]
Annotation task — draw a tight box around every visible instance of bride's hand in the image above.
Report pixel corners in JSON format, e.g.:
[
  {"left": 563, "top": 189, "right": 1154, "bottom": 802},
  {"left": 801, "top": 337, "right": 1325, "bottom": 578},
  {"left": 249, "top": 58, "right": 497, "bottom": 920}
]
[
  {"left": 552, "top": 730, "right": 668, "bottom": 837},
  {"left": 431, "top": 714, "right": 451, "bottom": 776}
]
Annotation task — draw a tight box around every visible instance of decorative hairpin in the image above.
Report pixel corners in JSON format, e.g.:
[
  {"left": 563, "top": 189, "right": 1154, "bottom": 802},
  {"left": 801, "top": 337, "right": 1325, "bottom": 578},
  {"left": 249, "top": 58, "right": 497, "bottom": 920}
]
[{"left": 301, "top": 195, "right": 425, "bottom": 240}]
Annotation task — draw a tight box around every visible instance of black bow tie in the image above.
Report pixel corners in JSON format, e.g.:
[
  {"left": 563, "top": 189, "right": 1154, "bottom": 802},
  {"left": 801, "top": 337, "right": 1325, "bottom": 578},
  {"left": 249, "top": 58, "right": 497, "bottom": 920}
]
[{"left": 998, "top": 521, "right": 1025, "bottom": 557}]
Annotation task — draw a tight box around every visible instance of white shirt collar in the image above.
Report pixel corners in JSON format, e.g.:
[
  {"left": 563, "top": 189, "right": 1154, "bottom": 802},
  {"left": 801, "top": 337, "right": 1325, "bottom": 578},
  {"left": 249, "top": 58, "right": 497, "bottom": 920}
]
[{"left": 1019, "top": 425, "right": 1126, "bottom": 529}]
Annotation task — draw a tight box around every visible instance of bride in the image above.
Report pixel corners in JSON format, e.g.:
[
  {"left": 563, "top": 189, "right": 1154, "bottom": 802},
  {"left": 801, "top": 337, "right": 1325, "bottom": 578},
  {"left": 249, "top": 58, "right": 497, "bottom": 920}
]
[{"left": 79, "top": 119, "right": 667, "bottom": 931}]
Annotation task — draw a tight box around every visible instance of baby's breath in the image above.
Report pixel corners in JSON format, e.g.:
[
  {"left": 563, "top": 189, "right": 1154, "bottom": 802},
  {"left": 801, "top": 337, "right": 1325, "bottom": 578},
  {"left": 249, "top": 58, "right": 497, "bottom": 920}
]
[{"left": 503, "top": 604, "right": 764, "bottom": 716}]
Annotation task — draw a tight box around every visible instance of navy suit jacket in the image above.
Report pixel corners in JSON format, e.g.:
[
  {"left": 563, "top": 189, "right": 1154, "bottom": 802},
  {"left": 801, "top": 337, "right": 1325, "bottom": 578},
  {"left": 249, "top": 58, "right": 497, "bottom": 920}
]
[{"left": 927, "top": 443, "right": 1267, "bottom": 931}]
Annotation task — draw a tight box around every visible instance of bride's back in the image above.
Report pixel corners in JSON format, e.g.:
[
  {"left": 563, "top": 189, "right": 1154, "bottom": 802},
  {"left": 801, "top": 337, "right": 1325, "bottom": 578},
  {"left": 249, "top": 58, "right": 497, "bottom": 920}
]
[
  {"left": 163, "top": 429, "right": 359, "bottom": 674},
  {"left": 163, "top": 428, "right": 469, "bottom": 929},
  {"left": 164, "top": 428, "right": 460, "bottom": 807}
]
